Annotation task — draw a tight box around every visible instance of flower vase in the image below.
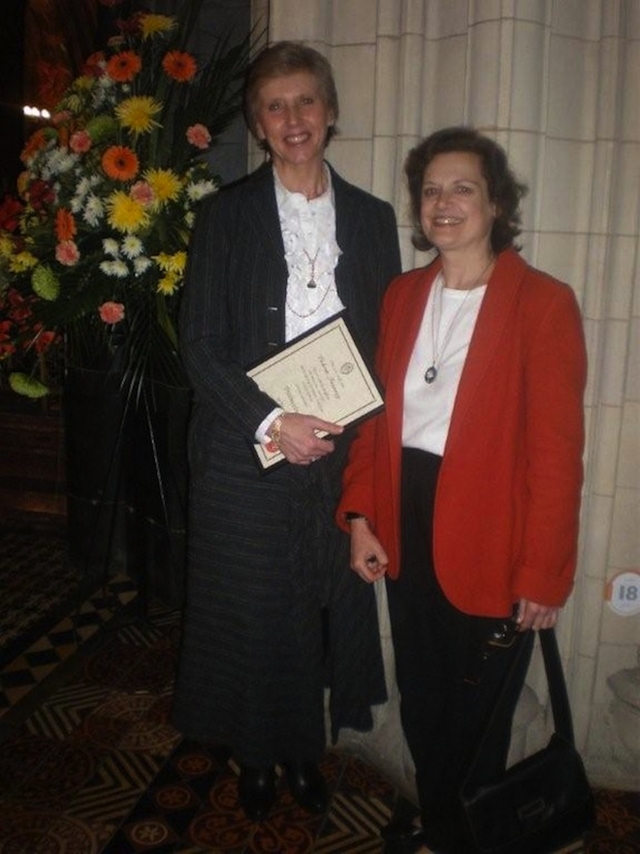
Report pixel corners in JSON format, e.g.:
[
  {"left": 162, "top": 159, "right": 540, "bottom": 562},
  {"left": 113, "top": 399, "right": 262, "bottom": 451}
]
[{"left": 63, "top": 367, "right": 190, "bottom": 608}]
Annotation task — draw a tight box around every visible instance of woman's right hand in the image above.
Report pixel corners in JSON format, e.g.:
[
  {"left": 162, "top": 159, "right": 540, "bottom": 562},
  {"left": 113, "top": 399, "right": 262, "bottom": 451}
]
[
  {"left": 349, "top": 518, "right": 388, "bottom": 583},
  {"left": 267, "top": 412, "right": 343, "bottom": 465}
]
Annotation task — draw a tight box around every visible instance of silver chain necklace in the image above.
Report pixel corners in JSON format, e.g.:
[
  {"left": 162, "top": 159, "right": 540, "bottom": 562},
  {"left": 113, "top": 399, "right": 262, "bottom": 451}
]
[
  {"left": 424, "top": 258, "right": 493, "bottom": 384},
  {"left": 303, "top": 247, "right": 321, "bottom": 288}
]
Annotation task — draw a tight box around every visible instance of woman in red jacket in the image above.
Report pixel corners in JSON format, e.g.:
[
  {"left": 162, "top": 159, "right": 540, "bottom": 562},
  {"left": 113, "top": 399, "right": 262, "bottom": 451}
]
[{"left": 337, "top": 127, "right": 587, "bottom": 853}]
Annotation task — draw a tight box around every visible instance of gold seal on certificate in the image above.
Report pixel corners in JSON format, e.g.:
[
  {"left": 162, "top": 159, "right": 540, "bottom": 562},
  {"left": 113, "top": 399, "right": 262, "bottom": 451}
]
[{"left": 248, "top": 314, "right": 384, "bottom": 470}]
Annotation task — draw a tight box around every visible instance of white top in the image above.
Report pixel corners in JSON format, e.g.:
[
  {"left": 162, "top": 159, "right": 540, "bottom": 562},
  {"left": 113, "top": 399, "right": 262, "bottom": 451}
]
[
  {"left": 274, "top": 165, "right": 344, "bottom": 341},
  {"left": 402, "top": 272, "right": 487, "bottom": 456},
  {"left": 255, "top": 165, "right": 344, "bottom": 442}
]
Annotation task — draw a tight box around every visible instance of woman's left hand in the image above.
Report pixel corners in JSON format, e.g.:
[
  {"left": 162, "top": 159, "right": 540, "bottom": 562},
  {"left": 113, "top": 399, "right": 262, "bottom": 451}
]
[
  {"left": 516, "top": 599, "right": 560, "bottom": 631},
  {"left": 270, "top": 412, "right": 343, "bottom": 465}
]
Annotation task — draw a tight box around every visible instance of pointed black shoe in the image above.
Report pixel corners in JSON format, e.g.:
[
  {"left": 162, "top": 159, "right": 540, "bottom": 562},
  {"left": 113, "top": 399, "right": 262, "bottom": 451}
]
[
  {"left": 237, "top": 764, "right": 276, "bottom": 822},
  {"left": 381, "top": 817, "right": 429, "bottom": 852},
  {"left": 283, "top": 760, "right": 328, "bottom": 813}
]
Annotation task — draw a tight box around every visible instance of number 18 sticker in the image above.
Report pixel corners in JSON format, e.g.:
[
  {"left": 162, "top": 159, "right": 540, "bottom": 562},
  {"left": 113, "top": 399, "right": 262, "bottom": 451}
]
[{"left": 605, "top": 571, "right": 640, "bottom": 616}]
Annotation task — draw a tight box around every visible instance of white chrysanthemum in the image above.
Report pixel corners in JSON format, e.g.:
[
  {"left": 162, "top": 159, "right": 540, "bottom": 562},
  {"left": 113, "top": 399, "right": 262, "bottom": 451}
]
[
  {"left": 43, "top": 147, "right": 78, "bottom": 178},
  {"left": 83, "top": 195, "right": 104, "bottom": 226},
  {"left": 100, "top": 259, "right": 129, "bottom": 278},
  {"left": 121, "top": 236, "right": 143, "bottom": 259},
  {"left": 71, "top": 174, "right": 99, "bottom": 214},
  {"left": 94, "top": 76, "right": 115, "bottom": 108},
  {"left": 186, "top": 180, "right": 218, "bottom": 202},
  {"left": 76, "top": 175, "right": 99, "bottom": 198},
  {"left": 133, "top": 255, "right": 153, "bottom": 276},
  {"left": 102, "top": 238, "right": 120, "bottom": 258}
]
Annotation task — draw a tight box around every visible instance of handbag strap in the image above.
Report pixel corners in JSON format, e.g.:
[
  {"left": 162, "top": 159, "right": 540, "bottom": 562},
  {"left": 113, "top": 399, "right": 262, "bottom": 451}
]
[
  {"left": 538, "top": 627, "right": 575, "bottom": 744},
  {"left": 463, "top": 628, "right": 575, "bottom": 789}
]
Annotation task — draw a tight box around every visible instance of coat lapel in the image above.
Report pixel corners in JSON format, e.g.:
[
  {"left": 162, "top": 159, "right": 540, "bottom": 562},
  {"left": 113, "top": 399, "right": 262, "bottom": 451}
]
[
  {"left": 446, "top": 250, "right": 526, "bottom": 449},
  {"left": 246, "top": 163, "right": 287, "bottom": 257}
]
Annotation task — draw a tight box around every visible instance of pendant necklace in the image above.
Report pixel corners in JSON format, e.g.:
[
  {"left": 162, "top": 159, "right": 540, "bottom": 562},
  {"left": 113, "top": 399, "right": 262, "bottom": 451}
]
[
  {"left": 287, "top": 246, "right": 333, "bottom": 318},
  {"left": 424, "top": 258, "right": 494, "bottom": 384},
  {"left": 303, "top": 247, "right": 320, "bottom": 288}
]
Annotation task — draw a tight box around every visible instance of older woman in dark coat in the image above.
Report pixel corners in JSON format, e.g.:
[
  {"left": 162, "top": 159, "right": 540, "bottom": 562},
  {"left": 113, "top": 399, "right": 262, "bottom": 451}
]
[{"left": 172, "top": 41, "right": 401, "bottom": 822}]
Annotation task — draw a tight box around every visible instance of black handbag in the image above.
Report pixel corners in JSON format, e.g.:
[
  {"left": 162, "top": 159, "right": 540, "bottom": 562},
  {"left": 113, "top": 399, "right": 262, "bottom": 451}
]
[{"left": 459, "top": 628, "right": 596, "bottom": 854}]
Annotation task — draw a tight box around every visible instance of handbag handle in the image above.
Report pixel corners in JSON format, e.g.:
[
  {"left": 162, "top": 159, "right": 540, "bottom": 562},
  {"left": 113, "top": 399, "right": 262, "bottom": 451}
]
[
  {"left": 463, "top": 628, "right": 575, "bottom": 789},
  {"left": 538, "top": 628, "right": 575, "bottom": 744}
]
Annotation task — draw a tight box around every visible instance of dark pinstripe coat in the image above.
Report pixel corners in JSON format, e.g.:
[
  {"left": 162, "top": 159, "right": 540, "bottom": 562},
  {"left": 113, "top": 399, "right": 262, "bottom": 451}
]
[{"left": 172, "top": 162, "right": 401, "bottom": 765}]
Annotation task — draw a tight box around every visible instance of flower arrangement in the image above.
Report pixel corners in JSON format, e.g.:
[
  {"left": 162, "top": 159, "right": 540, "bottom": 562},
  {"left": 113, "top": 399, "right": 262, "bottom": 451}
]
[{"left": 0, "top": 1, "right": 248, "bottom": 399}]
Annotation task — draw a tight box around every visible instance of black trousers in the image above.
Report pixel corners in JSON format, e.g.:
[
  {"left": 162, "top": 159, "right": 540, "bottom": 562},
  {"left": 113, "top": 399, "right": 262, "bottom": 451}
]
[{"left": 386, "top": 448, "right": 533, "bottom": 822}]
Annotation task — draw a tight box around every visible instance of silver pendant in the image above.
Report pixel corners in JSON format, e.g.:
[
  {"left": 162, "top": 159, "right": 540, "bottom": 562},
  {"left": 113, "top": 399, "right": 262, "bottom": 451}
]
[{"left": 424, "top": 365, "right": 438, "bottom": 384}]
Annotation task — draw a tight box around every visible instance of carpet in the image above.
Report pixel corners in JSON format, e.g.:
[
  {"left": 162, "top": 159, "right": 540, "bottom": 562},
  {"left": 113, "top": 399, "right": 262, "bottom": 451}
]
[
  {"left": 1, "top": 591, "right": 638, "bottom": 853},
  {"left": 0, "top": 528, "right": 79, "bottom": 668}
]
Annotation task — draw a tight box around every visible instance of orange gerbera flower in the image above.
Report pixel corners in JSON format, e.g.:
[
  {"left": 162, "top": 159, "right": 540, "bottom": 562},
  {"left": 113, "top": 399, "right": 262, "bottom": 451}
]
[
  {"left": 54, "top": 208, "right": 77, "bottom": 241},
  {"left": 20, "top": 129, "right": 48, "bottom": 164},
  {"left": 106, "top": 50, "right": 142, "bottom": 83},
  {"left": 101, "top": 145, "right": 140, "bottom": 181},
  {"left": 162, "top": 50, "right": 197, "bottom": 82}
]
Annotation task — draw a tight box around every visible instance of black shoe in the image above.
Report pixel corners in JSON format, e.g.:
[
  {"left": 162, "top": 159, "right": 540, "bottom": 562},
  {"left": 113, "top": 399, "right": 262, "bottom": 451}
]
[
  {"left": 283, "top": 760, "right": 328, "bottom": 813},
  {"left": 381, "top": 817, "right": 428, "bottom": 851},
  {"left": 421, "top": 815, "right": 467, "bottom": 853},
  {"left": 238, "top": 764, "right": 276, "bottom": 822}
]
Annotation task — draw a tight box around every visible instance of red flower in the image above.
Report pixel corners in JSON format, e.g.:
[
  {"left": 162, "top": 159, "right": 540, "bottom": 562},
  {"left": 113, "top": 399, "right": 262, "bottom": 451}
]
[
  {"left": 83, "top": 51, "right": 106, "bottom": 77},
  {"left": 55, "top": 208, "right": 77, "bottom": 242},
  {"left": 186, "top": 123, "right": 211, "bottom": 150},
  {"left": 0, "top": 195, "right": 24, "bottom": 233},
  {"left": 55, "top": 240, "right": 80, "bottom": 266},
  {"left": 102, "top": 145, "right": 139, "bottom": 181},
  {"left": 33, "top": 328, "right": 59, "bottom": 354},
  {"left": 130, "top": 181, "right": 154, "bottom": 205},
  {"left": 106, "top": 50, "right": 142, "bottom": 83},
  {"left": 27, "top": 179, "right": 55, "bottom": 213},
  {"left": 99, "top": 301, "right": 125, "bottom": 324},
  {"left": 162, "top": 50, "right": 197, "bottom": 82},
  {"left": 70, "top": 130, "right": 92, "bottom": 154},
  {"left": 36, "top": 60, "right": 73, "bottom": 110},
  {"left": 7, "top": 289, "right": 32, "bottom": 323},
  {"left": 20, "top": 129, "right": 48, "bottom": 164}
]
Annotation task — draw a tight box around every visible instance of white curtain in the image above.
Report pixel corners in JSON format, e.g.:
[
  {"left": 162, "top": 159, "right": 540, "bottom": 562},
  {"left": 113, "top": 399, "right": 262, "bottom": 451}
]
[{"left": 252, "top": 0, "right": 640, "bottom": 788}]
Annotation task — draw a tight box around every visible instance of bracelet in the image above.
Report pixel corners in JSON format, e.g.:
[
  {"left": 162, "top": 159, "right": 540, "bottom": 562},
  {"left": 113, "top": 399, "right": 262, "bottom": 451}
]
[{"left": 268, "top": 413, "right": 285, "bottom": 448}]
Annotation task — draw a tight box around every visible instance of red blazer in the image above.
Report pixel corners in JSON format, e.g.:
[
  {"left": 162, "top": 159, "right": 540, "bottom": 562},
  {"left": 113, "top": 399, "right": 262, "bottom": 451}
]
[{"left": 338, "top": 249, "right": 587, "bottom": 617}]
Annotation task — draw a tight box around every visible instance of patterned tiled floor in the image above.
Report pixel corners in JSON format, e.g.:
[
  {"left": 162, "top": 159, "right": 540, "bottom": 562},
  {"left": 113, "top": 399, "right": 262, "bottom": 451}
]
[{"left": 0, "top": 533, "right": 638, "bottom": 852}]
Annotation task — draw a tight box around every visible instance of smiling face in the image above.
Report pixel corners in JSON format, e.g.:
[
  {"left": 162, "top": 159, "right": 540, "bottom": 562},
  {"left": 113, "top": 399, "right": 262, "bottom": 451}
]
[
  {"left": 420, "top": 151, "right": 497, "bottom": 257},
  {"left": 254, "top": 71, "right": 334, "bottom": 178}
]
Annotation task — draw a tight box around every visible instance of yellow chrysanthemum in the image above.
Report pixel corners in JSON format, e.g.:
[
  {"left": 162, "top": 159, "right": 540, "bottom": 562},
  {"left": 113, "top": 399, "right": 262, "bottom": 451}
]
[
  {"left": 0, "top": 234, "right": 14, "bottom": 258},
  {"left": 139, "top": 13, "right": 176, "bottom": 38},
  {"left": 9, "top": 251, "right": 39, "bottom": 273},
  {"left": 153, "top": 251, "right": 187, "bottom": 275},
  {"left": 107, "top": 191, "right": 150, "bottom": 233},
  {"left": 115, "top": 96, "right": 162, "bottom": 135},
  {"left": 145, "top": 168, "right": 182, "bottom": 205},
  {"left": 157, "top": 272, "right": 180, "bottom": 295}
]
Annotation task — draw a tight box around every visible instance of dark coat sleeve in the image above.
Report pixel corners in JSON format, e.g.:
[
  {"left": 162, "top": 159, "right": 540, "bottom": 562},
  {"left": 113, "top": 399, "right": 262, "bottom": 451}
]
[{"left": 178, "top": 166, "right": 288, "bottom": 439}]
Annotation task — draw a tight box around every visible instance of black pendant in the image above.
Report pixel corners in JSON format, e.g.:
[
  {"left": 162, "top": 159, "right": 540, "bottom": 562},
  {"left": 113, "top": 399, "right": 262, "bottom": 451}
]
[
  {"left": 306, "top": 279, "right": 317, "bottom": 289},
  {"left": 424, "top": 365, "right": 437, "bottom": 384}
]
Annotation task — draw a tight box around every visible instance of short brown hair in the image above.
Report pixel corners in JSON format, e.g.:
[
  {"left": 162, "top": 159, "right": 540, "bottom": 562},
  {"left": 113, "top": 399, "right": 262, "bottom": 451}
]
[
  {"left": 243, "top": 41, "right": 339, "bottom": 150},
  {"left": 405, "top": 126, "right": 527, "bottom": 253}
]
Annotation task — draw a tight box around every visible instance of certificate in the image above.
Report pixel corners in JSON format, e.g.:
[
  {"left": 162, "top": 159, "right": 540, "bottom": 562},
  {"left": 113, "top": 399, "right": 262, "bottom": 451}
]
[{"left": 248, "top": 314, "right": 384, "bottom": 470}]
